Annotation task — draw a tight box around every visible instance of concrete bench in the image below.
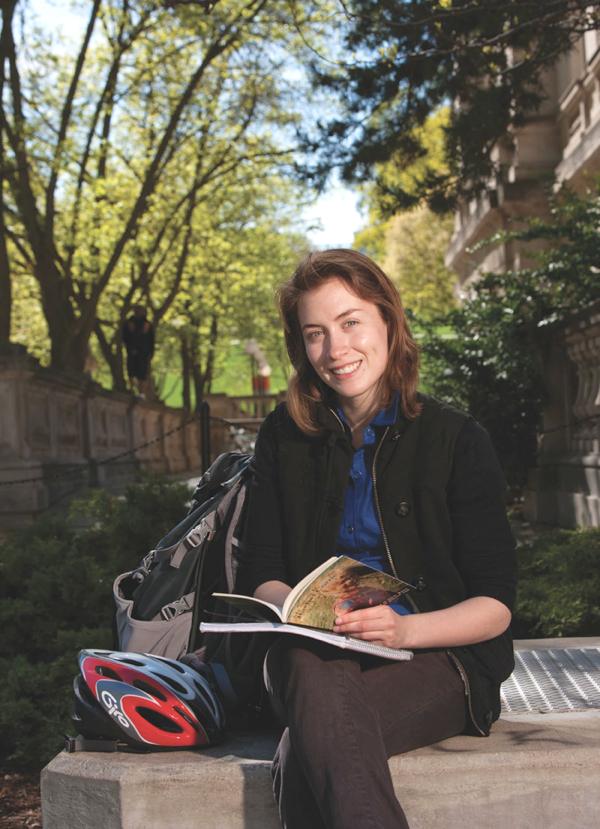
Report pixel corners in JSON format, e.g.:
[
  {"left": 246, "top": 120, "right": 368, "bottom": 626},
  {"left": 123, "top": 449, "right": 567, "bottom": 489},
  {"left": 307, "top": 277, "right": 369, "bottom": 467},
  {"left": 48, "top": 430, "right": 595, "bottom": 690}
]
[{"left": 41, "top": 639, "right": 600, "bottom": 828}]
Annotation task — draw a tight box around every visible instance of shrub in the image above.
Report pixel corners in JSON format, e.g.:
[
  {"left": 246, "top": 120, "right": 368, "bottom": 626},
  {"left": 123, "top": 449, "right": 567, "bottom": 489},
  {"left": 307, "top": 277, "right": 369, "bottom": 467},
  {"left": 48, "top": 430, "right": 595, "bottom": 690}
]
[
  {"left": 513, "top": 527, "right": 600, "bottom": 638},
  {"left": 0, "top": 477, "right": 190, "bottom": 771}
]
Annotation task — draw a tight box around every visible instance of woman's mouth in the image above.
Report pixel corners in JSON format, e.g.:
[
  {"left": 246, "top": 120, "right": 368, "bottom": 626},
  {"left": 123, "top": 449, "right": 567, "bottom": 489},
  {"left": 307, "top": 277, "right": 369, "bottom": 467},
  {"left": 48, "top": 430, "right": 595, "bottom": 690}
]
[{"left": 330, "top": 360, "right": 361, "bottom": 377}]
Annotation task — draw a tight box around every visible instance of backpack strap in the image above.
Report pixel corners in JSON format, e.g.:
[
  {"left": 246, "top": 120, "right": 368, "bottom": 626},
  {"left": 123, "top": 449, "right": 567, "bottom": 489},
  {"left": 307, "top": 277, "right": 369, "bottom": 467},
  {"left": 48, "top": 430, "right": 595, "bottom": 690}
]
[
  {"left": 155, "top": 485, "right": 243, "bottom": 620},
  {"left": 223, "top": 481, "right": 247, "bottom": 593}
]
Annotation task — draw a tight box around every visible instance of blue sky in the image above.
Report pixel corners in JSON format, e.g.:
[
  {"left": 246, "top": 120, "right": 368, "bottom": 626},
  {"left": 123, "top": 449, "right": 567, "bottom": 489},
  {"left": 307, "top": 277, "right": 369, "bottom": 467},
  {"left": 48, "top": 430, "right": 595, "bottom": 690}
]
[{"left": 304, "top": 183, "right": 366, "bottom": 248}]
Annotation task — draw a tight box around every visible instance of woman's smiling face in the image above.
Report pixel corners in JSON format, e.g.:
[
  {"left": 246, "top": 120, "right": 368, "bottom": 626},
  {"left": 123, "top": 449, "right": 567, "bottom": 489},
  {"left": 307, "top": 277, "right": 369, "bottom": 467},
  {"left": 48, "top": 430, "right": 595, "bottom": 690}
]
[{"left": 297, "top": 277, "right": 389, "bottom": 415}]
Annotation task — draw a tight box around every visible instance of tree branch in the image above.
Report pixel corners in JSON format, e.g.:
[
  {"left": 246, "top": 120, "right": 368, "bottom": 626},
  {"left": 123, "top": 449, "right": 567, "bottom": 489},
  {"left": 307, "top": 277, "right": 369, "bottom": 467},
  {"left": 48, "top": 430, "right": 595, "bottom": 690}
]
[
  {"left": 45, "top": 0, "right": 101, "bottom": 234},
  {"left": 87, "top": 0, "right": 269, "bottom": 319}
]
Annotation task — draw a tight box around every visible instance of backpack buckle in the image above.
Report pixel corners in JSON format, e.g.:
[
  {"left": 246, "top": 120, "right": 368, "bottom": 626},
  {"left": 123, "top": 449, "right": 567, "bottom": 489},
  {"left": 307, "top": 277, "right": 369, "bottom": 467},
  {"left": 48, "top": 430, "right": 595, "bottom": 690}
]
[
  {"left": 184, "top": 521, "right": 213, "bottom": 550},
  {"left": 160, "top": 594, "right": 193, "bottom": 620},
  {"left": 141, "top": 549, "right": 157, "bottom": 572}
]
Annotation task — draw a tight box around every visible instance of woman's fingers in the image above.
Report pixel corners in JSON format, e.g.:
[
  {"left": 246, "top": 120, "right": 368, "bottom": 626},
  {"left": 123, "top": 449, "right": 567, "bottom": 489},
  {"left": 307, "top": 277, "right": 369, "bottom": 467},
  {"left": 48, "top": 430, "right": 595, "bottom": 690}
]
[
  {"left": 334, "top": 606, "right": 389, "bottom": 626},
  {"left": 333, "top": 607, "right": 395, "bottom": 633},
  {"left": 333, "top": 606, "right": 404, "bottom": 647}
]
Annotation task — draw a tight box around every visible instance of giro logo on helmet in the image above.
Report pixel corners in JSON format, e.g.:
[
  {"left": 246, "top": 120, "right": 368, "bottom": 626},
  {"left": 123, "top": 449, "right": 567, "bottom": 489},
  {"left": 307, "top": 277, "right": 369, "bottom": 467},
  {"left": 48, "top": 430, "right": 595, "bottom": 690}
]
[{"left": 100, "top": 689, "right": 131, "bottom": 729}]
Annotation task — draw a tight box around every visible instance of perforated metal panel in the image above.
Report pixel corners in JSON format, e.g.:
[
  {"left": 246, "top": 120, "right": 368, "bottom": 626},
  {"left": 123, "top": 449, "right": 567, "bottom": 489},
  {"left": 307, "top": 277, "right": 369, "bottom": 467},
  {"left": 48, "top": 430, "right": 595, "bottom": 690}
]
[{"left": 501, "top": 647, "right": 600, "bottom": 713}]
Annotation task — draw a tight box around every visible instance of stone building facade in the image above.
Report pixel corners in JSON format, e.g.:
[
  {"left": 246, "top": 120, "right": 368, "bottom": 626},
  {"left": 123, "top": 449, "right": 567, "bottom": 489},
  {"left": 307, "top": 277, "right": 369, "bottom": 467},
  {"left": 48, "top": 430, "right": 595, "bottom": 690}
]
[{"left": 445, "top": 30, "right": 600, "bottom": 527}]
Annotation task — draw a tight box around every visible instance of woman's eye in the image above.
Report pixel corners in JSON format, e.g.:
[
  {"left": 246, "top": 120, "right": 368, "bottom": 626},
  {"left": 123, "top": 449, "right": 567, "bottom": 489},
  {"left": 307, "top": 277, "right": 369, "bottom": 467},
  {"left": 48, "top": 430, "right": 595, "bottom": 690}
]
[
  {"left": 344, "top": 319, "right": 359, "bottom": 328},
  {"left": 306, "top": 330, "right": 323, "bottom": 341}
]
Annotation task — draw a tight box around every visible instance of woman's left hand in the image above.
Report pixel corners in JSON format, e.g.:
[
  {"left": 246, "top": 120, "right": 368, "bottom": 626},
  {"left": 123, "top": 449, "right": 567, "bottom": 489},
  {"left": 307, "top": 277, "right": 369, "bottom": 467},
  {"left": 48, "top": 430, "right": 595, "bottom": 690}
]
[
  {"left": 333, "top": 606, "right": 411, "bottom": 649},
  {"left": 332, "top": 596, "right": 512, "bottom": 650}
]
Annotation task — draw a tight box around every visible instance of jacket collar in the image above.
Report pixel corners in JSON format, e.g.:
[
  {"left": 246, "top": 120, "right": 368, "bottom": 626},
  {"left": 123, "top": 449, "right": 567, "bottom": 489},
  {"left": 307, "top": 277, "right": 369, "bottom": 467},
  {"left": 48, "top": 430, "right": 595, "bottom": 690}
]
[{"left": 316, "top": 390, "right": 408, "bottom": 435}]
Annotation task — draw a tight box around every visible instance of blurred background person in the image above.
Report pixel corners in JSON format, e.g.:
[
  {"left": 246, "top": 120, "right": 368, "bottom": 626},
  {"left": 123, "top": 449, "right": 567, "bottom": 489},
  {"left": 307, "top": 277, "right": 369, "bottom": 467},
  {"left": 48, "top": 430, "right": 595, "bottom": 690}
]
[{"left": 122, "top": 304, "right": 155, "bottom": 398}]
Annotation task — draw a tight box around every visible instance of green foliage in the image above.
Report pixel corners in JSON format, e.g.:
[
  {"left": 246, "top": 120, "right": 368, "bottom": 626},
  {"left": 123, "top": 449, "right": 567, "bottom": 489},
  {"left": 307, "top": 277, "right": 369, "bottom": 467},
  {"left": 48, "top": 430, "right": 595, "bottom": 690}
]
[
  {"left": 356, "top": 205, "right": 457, "bottom": 321},
  {"left": 4, "top": 0, "right": 322, "bottom": 376},
  {"left": 307, "top": 1, "right": 596, "bottom": 211},
  {"left": 370, "top": 108, "right": 451, "bottom": 218},
  {"left": 421, "top": 184, "right": 600, "bottom": 487},
  {"left": 355, "top": 110, "right": 457, "bottom": 321},
  {"left": 513, "top": 528, "right": 600, "bottom": 638},
  {"left": 382, "top": 207, "right": 456, "bottom": 320},
  {"left": 0, "top": 477, "right": 190, "bottom": 771}
]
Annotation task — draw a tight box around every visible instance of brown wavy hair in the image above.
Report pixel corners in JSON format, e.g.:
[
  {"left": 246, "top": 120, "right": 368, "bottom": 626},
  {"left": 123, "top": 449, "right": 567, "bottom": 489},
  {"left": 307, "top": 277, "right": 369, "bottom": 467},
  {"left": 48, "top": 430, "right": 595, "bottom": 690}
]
[{"left": 278, "top": 249, "right": 421, "bottom": 434}]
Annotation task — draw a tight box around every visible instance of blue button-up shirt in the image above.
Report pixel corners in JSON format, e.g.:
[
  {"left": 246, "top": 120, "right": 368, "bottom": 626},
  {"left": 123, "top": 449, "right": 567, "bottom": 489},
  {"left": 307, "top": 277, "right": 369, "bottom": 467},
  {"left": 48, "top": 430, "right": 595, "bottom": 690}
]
[{"left": 335, "top": 394, "right": 411, "bottom": 616}]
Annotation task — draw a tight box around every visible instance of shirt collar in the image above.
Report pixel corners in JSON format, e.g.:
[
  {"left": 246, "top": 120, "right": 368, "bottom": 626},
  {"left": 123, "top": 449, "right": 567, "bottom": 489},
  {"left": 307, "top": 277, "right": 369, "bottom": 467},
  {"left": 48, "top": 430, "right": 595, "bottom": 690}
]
[{"left": 336, "top": 391, "right": 399, "bottom": 430}]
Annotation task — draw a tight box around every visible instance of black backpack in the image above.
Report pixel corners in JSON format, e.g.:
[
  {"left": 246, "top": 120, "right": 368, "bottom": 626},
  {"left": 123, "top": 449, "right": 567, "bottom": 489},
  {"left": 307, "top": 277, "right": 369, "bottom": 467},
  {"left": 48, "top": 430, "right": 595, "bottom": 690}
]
[{"left": 113, "top": 452, "right": 274, "bottom": 720}]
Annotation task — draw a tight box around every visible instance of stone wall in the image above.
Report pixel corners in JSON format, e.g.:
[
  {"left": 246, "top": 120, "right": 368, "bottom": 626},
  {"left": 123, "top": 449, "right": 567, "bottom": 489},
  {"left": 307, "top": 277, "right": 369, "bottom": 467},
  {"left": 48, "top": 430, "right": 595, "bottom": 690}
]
[
  {"left": 0, "top": 353, "right": 272, "bottom": 531},
  {"left": 525, "top": 302, "right": 600, "bottom": 528}
]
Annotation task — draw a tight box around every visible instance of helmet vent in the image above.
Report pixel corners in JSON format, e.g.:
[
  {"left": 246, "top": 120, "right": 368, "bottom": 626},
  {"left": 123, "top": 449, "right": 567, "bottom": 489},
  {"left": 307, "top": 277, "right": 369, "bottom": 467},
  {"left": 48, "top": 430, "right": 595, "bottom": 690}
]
[
  {"left": 133, "top": 680, "right": 167, "bottom": 701},
  {"left": 98, "top": 666, "right": 120, "bottom": 680},
  {"left": 157, "top": 675, "right": 187, "bottom": 695},
  {"left": 137, "top": 706, "right": 183, "bottom": 733}
]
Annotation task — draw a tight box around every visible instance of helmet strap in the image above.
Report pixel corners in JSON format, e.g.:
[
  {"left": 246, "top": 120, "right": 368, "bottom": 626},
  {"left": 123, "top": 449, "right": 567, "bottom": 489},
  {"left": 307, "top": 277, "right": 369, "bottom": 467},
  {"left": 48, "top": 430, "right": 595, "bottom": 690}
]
[{"left": 64, "top": 735, "right": 119, "bottom": 753}]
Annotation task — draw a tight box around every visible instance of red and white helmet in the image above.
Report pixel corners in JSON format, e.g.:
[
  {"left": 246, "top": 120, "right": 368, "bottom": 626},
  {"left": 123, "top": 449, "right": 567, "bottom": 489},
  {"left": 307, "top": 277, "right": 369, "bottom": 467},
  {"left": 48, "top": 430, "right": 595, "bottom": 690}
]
[{"left": 73, "top": 649, "right": 225, "bottom": 749}]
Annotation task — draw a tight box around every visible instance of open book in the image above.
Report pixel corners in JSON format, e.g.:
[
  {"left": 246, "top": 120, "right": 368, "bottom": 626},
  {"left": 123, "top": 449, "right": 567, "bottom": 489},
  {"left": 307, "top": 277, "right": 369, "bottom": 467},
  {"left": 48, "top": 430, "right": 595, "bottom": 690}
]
[
  {"left": 199, "top": 620, "right": 412, "bottom": 661},
  {"left": 200, "top": 555, "right": 414, "bottom": 662}
]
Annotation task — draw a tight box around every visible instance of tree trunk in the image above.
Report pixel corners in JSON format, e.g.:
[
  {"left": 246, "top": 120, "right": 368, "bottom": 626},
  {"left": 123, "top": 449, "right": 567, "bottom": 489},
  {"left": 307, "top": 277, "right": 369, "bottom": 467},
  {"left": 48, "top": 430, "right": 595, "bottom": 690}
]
[
  {"left": 0, "top": 230, "right": 10, "bottom": 347},
  {"left": 180, "top": 333, "right": 192, "bottom": 411},
  {"left": 35, "top": 257, "right": 83, "bottom": 370},
  {"left": 203, "top": 313, "right": 219, "bottom": 395},
  {"left": 0, "top": 151, "right": 10, "bottom": 345},
  {"left": 94, "top": 320, "right": 128, "bottom": 391},
  {"left": 0, "top": 2, "right": 15, "bottom": 346},
  {"left": 188, "top": 326, "right": 203, "bottom": 410}
]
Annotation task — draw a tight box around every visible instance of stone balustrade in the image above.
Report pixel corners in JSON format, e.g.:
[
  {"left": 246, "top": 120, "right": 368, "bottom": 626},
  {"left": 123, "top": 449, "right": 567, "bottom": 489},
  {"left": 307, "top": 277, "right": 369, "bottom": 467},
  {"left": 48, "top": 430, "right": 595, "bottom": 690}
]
[
  {"left": 526, "top": 302, "right": 600, "bottom": 527},
  {"left": 0, "top": 351, "right": 281, "bottom": 531},
  {"left": 567, "top": 307, "right": 600, "bottom": 456}
]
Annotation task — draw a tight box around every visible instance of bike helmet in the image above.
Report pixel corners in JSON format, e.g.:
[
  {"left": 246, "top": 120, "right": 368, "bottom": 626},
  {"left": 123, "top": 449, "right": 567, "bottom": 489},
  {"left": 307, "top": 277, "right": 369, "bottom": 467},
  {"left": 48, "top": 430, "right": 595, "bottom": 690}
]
[{"left": 72, "top": 649, "right": 225, "bottom": 749}]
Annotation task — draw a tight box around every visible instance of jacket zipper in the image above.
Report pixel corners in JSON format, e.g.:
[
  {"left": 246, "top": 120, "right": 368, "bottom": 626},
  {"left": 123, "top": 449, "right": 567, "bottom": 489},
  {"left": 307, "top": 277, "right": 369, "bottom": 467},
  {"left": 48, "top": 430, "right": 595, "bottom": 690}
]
[
  {"left": 333, "top": 407, "right": 485, "bottom": 736},
  {"left": 371, "top": 425, "right": 420, "bottom": 613},
  {"left": 371, "top": 426, "right": 397, "bottom": 577},
  {"left": 446, "top": 650, "right": 486, "bottom": 736},
  {"left": 328, "top": 408, "right": 345, "bottom": 432}
]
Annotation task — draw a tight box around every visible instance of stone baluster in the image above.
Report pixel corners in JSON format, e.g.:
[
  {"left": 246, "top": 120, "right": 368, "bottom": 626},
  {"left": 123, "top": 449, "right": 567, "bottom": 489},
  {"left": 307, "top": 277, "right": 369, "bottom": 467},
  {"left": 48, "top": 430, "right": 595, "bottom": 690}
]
[{"left": 566, "top": 308, "right": 600, "bottom": 456}]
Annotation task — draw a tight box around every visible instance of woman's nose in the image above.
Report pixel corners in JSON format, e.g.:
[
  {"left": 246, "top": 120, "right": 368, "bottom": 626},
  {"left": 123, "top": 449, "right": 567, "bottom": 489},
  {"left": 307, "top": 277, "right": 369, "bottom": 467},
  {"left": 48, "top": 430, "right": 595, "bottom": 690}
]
[{"left": 327, "top": 331, "right": 348, "bottom": 360}]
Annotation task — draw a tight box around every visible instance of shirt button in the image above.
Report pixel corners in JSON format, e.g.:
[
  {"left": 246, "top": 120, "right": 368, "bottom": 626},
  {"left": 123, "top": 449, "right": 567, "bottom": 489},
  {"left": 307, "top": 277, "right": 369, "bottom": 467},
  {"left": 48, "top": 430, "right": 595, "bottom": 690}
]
[
  {"left": 395, "top": 500, "right": 411, "bottom": 517},
  {"left": 348, "top": 525, "right": 355, "bottom": 533}
]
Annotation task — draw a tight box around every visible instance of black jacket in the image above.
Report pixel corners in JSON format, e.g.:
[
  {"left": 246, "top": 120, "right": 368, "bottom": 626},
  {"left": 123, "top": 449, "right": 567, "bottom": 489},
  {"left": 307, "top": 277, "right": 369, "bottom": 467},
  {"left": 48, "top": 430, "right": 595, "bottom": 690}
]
[
  {"left": 238, "top": 394, "right": 517, "bottom": 736},
  {"left": 122, "top": 316, "right": 155, "bottom": 359}
]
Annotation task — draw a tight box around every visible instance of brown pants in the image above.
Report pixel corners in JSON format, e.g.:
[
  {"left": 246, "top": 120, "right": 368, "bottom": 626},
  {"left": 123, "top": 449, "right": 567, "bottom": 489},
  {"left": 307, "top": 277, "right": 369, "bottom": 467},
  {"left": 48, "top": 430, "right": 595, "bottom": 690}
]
[{"left": 264, "top": 638, "right": 467, "bottom": 829}]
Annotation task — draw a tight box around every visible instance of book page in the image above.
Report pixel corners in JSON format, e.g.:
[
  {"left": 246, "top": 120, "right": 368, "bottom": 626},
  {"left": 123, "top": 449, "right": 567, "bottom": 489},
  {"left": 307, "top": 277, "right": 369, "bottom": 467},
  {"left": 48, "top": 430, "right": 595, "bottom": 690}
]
[
  {"left": 281, "top": 556, "right": 338, "bottom": 619},
  {"left": 285, "top": 555, "right": 412, "bottom": 630},
  {"left": 211, "top": 593, "right": 283, "bottom": 622}
]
